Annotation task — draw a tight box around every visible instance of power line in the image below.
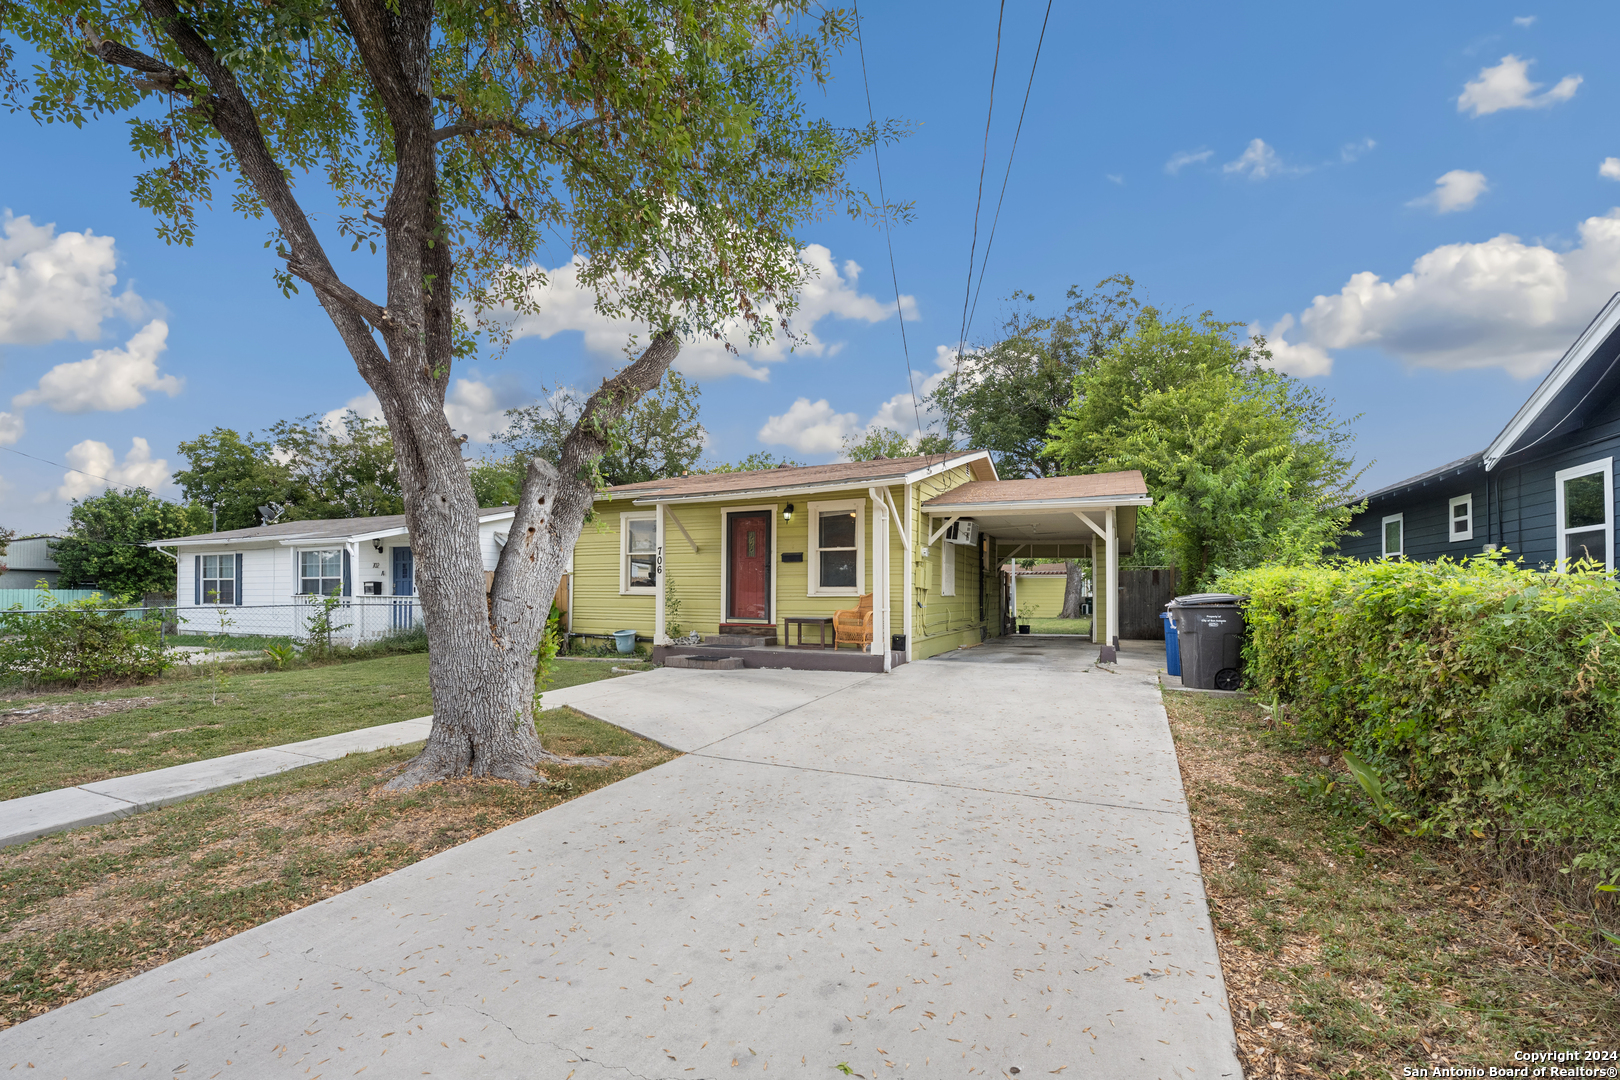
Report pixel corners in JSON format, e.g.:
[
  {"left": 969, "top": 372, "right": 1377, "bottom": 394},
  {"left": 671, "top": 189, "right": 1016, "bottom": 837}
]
[
  {"left": 965, "top": 0, "right": 1054, "bottom": 342},
  {"left": 0, "top": 442, "right": 129, "bottom": 489},
  {"left": 950, "top": 0, "right": 1008, "bottom": 443},
  {"left": 850, "top": 1, "right": 924, "bottom": 445}
]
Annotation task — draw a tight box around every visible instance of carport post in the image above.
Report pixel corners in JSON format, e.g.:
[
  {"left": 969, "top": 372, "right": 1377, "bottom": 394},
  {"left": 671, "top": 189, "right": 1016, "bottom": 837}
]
[
  {"left": 654, "top": 504, "right": 667, "bottom": 646},
  {"left": 868, "top": 487, "right": 891, "bottom": 672},
  {"left": 1105, "top": 506, "right": 1119, "bottom": 648}
]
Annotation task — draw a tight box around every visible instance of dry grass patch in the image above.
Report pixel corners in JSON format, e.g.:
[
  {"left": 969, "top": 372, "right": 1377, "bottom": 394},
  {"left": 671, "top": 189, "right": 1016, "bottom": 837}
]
[
  {"left": 1165, "top": 691, "right": 1618, "bottom": 1079},
  {"left": 0, "top": 705, "right": 676, "bottom": 1029}
]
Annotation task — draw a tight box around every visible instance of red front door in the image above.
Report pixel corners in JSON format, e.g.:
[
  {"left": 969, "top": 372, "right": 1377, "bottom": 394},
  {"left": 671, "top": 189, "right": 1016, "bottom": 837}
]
[{"left": 728, "top": 512, "right": 770, "bottom": 620}]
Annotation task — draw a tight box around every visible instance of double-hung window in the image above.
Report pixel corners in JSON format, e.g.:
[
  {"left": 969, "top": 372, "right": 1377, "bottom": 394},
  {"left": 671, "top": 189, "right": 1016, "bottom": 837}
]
[
  {"left": 1381, "top": 513, "right": 1404, "bottom": 559},
  {"left": 1556, "top": 458, "right": 1613, "bottom": 570},
  {"left": 200, "top": 554, "right": 236, "bottom": 604},
  {"left": 808, "top": 500, "right": 863, "bottom": 595},
  {"left": 1449, "top": 494, "right": 1473, "bottom": 542},
  {"left": 300, "top": 549, "right": 343, "bottom": 596},
  {"left": 620, "top": 513, "right": 657, "bottom": 593}
]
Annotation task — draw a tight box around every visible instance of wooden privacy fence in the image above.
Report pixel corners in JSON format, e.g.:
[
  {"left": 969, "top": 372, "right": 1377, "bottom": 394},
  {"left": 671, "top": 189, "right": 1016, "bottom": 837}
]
[{"left": 1117, "top": 567, "right": 1178, "bottom": 639}]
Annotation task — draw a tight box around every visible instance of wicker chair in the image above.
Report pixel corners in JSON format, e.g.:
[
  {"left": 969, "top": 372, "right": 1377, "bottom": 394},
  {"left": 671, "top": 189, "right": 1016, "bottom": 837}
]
[{"left": 833, "top": 593, "right": 874, "bottom": 650}]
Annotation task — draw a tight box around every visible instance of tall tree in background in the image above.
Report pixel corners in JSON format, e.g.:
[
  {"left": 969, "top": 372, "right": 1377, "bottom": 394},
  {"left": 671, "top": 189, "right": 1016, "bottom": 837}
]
[
  {"left": 3, "top": 0, "right": 885, "bottom": 787},
  {"left": 1048, "top": 312, "right": 1361, "bottom": 590},
  {"left": 267, "top": 412, "right": 403, "bottom": 519},
  {"left": 697, "top": 451, "right": 805, "bottom": 474},
  {"left": 54, "top": 489, "right": 209, "bottom": 597},
  {"left": 496, "top": 372, "right": 706, "bottom": 488},
  {"left": 0, "top": 525, "right": 14, "bottom": 577},
  {"left": 928, "top": 275, "right": 1139, "bottom": 478},
  {"left": 173, "top": 428, "right": 300, "bottom": 530},
  {"left": 841, "top": 427, "right": 955, "bottom": 461}
]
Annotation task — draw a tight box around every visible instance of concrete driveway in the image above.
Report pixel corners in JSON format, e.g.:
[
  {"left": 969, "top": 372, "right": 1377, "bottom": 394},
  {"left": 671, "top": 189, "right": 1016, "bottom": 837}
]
[{"left": 0, "top": 638, "right": 1241, "bottom": 1078}]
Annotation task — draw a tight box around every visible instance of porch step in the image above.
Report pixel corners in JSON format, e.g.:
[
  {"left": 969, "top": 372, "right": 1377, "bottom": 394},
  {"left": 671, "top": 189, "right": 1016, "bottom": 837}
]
[
  {"left": 701, "top": 634, "right": 779, "bottom": 647},
  {"left": 664, "top": 655, "right": 745, "bottom": 670}
]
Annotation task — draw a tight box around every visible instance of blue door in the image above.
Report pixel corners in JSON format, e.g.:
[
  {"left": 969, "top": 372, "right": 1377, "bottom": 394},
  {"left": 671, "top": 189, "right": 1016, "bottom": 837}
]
[{"left": 391, "top": 547, "right": 415, "bottom": 629}]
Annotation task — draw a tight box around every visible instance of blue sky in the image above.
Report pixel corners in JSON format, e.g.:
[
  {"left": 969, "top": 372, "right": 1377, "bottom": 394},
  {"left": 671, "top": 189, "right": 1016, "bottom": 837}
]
[{"left": 4, "top": 2, "right": 1620, "bottom": 532}]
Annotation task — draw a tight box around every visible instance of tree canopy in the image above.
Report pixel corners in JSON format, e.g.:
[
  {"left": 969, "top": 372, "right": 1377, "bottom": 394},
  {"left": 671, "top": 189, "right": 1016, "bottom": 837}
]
[
  {"left": 841, "top": 427, "right": 955, "bottom": 462},
  {"left": 54, "top": 488, "right": 209, "bottom": 598},
  {"left": 1047, "top": 311, "right": 1362, "bottom": 589},
  {"left": 927, "top": 276, "right": 1140, "bottom": 476}
]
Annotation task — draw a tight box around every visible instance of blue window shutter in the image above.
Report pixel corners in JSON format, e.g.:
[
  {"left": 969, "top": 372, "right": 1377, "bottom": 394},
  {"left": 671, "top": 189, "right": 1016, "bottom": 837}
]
[
  {"left": 342, "top": 549, "right": 351, "bottom": 596},
  {"left": 235, "top": 552, "right": 244, "bottom": 606},
  {"left": 194, "top": 555, "right": 201, "bottom": 605}
]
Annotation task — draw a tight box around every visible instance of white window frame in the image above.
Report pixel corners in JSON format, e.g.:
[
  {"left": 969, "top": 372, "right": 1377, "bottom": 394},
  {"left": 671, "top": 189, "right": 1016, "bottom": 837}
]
[
  {"left": 1381, "top": 513, "right": 1404, "bottom": 559},
  {"left": 619, "top": 511, "right": 658, "bottom": 595},
  {"left": 1448, "top": 493, "right": 1473, "bottom": 543},
  {"left": 200, "top": 552, "right": 237, "bottom": 605},
  {"left": 1555, "top": 457, "right": 1613, "bottom": 571},
  {"left": 808, "top": 498, "right": 865, "bottom": 596},
  {"left": 940, "top": 535, "right": 955, "bottom": 596},
  {"left": 298, "top": 548, "right": 343, "bottom": 596}
]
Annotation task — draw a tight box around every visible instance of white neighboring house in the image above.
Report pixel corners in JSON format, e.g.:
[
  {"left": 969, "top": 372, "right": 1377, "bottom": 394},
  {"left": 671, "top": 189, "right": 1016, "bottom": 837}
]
[
  {"left": 0, "top": 536, "right": 63, "bottom": 589},
  {"left": 148, "top": 507, "right": 533, "bottom": 643}
]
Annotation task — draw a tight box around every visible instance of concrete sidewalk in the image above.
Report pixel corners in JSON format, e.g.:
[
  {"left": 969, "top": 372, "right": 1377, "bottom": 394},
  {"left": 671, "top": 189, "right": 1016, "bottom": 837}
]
[
  {"left": 0, "top": 675, "right": 660, "bottom": 849},
  {"left": 0, "top": 639, "right": 1241, "bottom": 1078}
]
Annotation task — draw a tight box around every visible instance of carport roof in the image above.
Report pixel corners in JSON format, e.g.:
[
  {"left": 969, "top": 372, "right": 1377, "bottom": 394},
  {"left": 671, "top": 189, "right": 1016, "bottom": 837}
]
[{"left": 920, "top": 470, "right": 1149, "bottom": 509}]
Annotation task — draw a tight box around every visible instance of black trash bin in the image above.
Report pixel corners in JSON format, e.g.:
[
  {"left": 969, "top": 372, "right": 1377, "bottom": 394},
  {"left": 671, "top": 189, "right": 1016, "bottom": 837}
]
[{"left": 1165, "top": 593, "right": 1248, "bottom": 691}]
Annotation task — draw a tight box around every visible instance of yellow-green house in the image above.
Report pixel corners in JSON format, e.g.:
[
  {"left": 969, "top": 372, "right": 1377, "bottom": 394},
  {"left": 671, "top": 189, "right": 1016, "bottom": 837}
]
[{"left": 564, "top": 452, "right": 1149, "bottom": 669}]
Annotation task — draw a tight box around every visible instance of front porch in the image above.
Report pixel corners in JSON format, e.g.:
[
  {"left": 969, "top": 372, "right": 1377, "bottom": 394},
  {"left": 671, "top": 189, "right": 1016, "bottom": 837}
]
[{"left": 651, "top": 639, "right": 893, "bottom": 672}]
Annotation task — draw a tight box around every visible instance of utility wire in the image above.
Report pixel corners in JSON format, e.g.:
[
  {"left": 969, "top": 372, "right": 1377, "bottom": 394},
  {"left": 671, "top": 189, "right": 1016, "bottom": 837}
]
[
  {"left": 950, "top": 0, "right": 1008, "bottom": 443},
  {"left": 965, "top": 0, "right": 1054, "bottom": 342},
  {"left": 0, "top": 442, "right": 129, "bottom": 489},
  {"left": 851, "top": 0, "right": 924, "bottom": 446}
]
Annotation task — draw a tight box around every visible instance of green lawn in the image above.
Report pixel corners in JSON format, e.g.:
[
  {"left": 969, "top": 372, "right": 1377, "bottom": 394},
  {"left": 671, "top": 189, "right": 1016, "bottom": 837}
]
[
  {"left": 0, "top": 705, "right": 676, "bottom": 1028},
  {"left": 1022, "top": 617, "right": 1091, "bottom": 635},
  {"left": 0, "top": 653, "right": 649, "bottom": 800}
]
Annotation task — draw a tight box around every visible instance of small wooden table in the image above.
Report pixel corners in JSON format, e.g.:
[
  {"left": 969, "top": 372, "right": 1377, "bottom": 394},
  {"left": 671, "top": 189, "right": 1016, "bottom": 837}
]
[{"left": 784, "top": 615, "right": 836, "bottom": 649}]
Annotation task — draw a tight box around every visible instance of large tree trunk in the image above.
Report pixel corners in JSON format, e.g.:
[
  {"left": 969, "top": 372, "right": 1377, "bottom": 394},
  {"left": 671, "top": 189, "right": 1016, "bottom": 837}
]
[
  {"left": 108, "top": 0, "right": 683, "bottom": 789},
  {"left": 1059, "top": 560, "right": 1086, "bottom": 619}
]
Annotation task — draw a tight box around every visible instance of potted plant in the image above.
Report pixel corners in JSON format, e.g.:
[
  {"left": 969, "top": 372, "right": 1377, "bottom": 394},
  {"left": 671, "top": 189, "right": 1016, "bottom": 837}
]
[{"left": 1017, "top": 601, "right": 1034, "bottom": 635}]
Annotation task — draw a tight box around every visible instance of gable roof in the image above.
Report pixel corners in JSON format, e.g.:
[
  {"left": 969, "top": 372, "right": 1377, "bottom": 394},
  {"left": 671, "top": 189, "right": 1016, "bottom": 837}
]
[
  {"left": 1484, "top": 292, "right": 1620, "bottom": 469},
  {"left": 148, "top": 507, "right": 516, "bottom": 546},
  {"left": 608, "top": 451, "right": 997, "bottom": 505}
]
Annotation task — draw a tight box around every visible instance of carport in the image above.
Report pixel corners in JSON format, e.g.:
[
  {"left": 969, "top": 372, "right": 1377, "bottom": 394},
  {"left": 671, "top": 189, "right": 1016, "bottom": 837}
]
[{"left": 920, "top": 470, "right": 1152, "bottom": 652}]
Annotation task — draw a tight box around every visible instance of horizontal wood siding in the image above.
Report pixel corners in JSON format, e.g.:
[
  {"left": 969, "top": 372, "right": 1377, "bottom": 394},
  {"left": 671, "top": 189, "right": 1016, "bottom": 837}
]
[
  {"left": 911, "top": 465, "right": 988, "bottom": 660},
  {"left": 1013, "top": 576, "right": 1065, "bottom": 617},
  {"left": 570, "top": 500, "right": 656, "bottom": 639}
]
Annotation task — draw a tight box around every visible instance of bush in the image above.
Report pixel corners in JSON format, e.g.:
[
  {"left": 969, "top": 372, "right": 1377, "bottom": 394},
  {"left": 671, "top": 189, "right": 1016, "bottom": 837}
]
[
  {"left": 1224, "top": 556, "right": 1620, "bottom": 886},
  {"left": 0, "top": 590, "right": 171, "bottom": 686}
]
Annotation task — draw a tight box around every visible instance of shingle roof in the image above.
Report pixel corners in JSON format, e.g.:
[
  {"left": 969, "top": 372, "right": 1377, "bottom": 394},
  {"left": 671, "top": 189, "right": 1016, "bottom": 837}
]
[
  {"left": 604, "top": 452, "right": 994, "bottom": 502},
  {"left": 151, "top": 507, "right": 515, "bottom": 544},
  {"left": 1016, "top": 563, "right": 1071, "bottom": 575},
  {"left": 922, "top": 471, "right": 1148, "bottom": 508}
]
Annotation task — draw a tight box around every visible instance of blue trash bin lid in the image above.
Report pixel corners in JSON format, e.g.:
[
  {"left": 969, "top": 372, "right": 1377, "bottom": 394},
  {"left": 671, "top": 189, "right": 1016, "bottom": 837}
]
[{"left": 1166, "top": 592, "right": 1246, "bottom": 607}]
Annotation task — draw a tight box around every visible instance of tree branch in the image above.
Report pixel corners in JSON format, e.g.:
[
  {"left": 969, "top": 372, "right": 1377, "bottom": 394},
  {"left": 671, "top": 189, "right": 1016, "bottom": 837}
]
[{"left": 282, "top": 253, "right": 391, "bottom": 330}]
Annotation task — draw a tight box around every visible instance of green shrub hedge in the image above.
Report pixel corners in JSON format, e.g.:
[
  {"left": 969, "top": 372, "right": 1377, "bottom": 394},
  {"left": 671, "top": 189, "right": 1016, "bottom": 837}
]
[{"left": 1224, "top": 556, "right": 1620, "bottom": 885}]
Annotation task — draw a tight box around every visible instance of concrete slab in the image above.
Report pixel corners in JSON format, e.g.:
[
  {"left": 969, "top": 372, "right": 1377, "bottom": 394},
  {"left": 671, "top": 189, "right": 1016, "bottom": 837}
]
[
  {"left": 80, "top": 746, "right": 355, "bottom": 811},
  {"left": 0, "top": 786, "right": 136, "bottom": 848},
  {"left": 539, "top": 666, "right": 875, "bottom": 752},
  {"left": 0, "top": 637, "right": 1241, "bottom": 1078}
]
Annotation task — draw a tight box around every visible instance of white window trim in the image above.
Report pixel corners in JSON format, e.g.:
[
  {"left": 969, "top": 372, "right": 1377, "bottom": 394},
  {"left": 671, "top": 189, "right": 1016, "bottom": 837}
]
[
  {"left": 619, "top": 511, "right": 658, "bottom": 595},
  {"left": 808, "top": 498, "right": 865, "bottom": 597},
  {"left": 1555, "top": 457, "right": 1613, "bottom": 571},
  {"left": 1448, "top": 493, "right": 1473, "bottom": 543},
  {"left": 200, "top": 552, "right": 237, "bottom": 605},
  {"left": 719, "top": 504, "right": 779, "bottom": 622},
  {"left": 296, "top": 546, "right": 344, "bottom": 596},
  {"left": 940, "top": 535, "right": 955, "bottom": 596},
  {"left": 1381, "top": 513, "right": 1404, "bottom": 559}
]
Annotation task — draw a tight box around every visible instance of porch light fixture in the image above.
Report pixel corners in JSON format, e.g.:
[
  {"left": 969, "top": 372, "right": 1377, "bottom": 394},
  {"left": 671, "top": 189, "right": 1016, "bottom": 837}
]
[
  {"left": 782, "top": 503, "right": 794, "bottom": 523},
  {"left": 373, "top": 539, "right": 384, "bottom": 554}
]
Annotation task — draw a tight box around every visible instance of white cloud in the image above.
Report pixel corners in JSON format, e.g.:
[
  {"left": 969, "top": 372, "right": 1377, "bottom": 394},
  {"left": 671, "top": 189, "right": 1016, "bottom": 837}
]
[
  {"left": 321, "top": 375, "right": 530, "bottom": 444},
  {"left": 1458, "top": 55, "right": 1580, "bottom": 117},
  {"left": 0, "top": 211, "right": 145, "bottom": 345},
  {"left": 49, "top": 437, "right": 169, "bottom": 502},
  {"left": 1340, "top": 138, "right": 1377, "bottom": 163},
  {"left": 1105, "top": 174, "right": 1124, "bottom": 186},
  {"left": 1250, "top": 315, "right": 1333, "bottom": 378},
  {"left": 1223, "top": 139, "right": 1292, "bottom": 180},
  {"left": 0, "top": 412, "right": 22, "bottom": 446},
  {"left": 1601, "top": 158, "right": 1620, "bottom": 181},
  {"left": 1407, "top": 170, "right": 1490, "bottom": 214},
  {"left": 1259, "top": 208, "right": 1620, "bottom": 378},
  {"left": 491, "top": 243, "right": 915, "bottom": 382},
  {"left": 321, "top": 390, "right": 385, "bottom": 434},
  {"left": 12, "top": 320, "right": 180, "bottom": 413},
  {"left": 1512, "top": 15, "right": 1536, "bottom": 27},
  {"left": 1164, "top": 149, "right": 1213, "bottom": 175},
  {"left": 757, "top": 398, "right": 861, "bottom": 454}
]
